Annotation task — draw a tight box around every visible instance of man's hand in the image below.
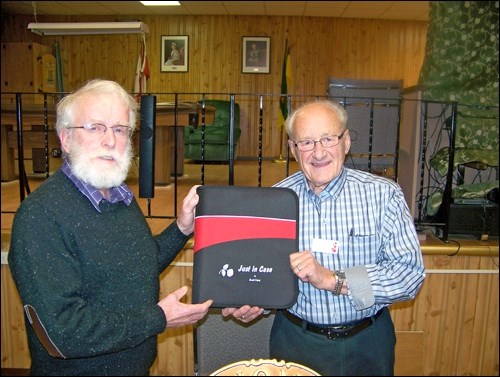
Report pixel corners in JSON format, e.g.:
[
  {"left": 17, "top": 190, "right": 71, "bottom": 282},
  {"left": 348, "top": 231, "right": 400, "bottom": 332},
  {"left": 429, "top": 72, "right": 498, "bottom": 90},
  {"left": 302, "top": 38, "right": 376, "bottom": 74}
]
[
  {"left": 222, "top": 305, "right": 265, "bottom": 323},
  {"left": 290, "top": 251, "right": 341, "bottom": 292},
  {"left": 158, "top": 286, "right": 212, "bottom": 328},
  {"left": 176, "top": 185, "right": 200, "bottom": 235}
]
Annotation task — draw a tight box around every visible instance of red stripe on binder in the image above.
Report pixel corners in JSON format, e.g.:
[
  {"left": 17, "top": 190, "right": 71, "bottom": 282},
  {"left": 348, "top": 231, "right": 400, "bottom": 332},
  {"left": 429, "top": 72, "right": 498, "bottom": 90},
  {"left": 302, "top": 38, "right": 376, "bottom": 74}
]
[{"left": 193, "top": 216, "right": 296, "bottom": 253}]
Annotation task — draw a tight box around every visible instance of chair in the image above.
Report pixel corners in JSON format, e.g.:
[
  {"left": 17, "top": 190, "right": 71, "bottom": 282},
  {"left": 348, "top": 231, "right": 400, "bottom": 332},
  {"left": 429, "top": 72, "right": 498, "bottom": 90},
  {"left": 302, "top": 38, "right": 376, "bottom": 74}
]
[
  {"left": 174, "top": 46, "right": 184, "bottom": 65},
  {"left": 184, "top": 100, "right": 241, "bottom": 162},
  {"left": 194, "top": 309, "right": 275, "bottom": 376},
  {"left": 210, "top": 358, "right": 321, "bottom": 376}
]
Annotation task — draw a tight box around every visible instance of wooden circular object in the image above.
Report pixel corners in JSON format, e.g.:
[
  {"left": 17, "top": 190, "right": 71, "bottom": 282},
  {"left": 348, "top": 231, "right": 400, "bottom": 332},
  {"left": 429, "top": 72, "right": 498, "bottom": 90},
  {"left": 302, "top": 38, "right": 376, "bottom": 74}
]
[{"left": 210, "top": 358, "right": 321, "bottom": 376}]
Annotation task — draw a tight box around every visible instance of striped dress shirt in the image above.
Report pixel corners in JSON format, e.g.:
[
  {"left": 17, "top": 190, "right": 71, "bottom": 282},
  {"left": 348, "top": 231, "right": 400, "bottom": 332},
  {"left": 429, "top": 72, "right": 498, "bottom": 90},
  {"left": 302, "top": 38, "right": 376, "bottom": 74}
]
[{"left": 274, "top": 167, "right": 425, "bottom": 325}]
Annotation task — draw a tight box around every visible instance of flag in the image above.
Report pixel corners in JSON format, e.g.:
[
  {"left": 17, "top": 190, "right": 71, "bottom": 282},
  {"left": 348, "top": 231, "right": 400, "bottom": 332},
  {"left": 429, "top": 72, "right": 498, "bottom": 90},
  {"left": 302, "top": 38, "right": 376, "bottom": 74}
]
[
  {"left": 134, "top": 34, "right": 150, "bottom": 102},
  {"left": 278, "top": 38, "right": 292, "bottom": 129},
  {"left": 54, "top": 42, "right": 64, "bottom": 99}
]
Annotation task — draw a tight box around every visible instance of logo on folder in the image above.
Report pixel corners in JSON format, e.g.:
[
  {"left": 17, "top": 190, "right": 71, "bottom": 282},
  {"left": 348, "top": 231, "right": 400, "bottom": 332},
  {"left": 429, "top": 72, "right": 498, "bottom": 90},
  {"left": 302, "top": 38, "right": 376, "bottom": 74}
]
[{"left": 219, "top": 263, "right": 274, "bottom": 283}]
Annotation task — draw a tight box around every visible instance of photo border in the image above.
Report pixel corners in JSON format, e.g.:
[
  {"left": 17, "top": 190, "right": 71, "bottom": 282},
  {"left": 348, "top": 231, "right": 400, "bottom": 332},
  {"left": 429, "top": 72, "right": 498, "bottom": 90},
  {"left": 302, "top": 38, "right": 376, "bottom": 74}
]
[
  {"left": 242, "top": 36, "right": 270, "bottom": 74},
  {"left": 161, "top": 35, "right": 189, "bottom": 72}
]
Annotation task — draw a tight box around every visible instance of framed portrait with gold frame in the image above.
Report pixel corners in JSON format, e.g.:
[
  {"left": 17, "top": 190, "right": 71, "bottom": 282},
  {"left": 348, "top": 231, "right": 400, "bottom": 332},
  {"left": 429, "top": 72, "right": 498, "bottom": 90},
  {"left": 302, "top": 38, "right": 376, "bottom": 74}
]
[
  {"left": 161, "top": 35, "right": 188, "bottom": 72},
  {"left": 242, "top": 36, "right": 270, "bottom": 73}
]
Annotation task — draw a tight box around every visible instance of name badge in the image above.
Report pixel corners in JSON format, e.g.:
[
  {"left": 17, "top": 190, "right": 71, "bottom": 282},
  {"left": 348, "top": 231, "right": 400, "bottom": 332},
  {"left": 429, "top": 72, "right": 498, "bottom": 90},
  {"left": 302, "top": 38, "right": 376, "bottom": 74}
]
[{"left": 311, "top": 238, "right": 339, "bottom": 254}]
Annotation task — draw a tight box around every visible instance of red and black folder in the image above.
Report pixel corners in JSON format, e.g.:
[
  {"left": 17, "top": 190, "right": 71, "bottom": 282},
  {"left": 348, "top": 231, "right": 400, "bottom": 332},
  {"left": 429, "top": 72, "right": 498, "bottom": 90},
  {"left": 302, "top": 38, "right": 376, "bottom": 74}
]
[{"left": 192, "top": 185, "right": 299, "bottom": 309}]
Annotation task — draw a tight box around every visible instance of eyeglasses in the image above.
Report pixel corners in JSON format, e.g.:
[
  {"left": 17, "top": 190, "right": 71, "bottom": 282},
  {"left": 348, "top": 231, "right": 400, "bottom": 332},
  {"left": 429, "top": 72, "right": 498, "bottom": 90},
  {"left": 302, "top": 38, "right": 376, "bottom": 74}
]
[
  {"left": 67, "top": 123, "right": 132, "bottom": 138},
  {"left": 292, "top": 130, "right": 346, "bottom": 152}
]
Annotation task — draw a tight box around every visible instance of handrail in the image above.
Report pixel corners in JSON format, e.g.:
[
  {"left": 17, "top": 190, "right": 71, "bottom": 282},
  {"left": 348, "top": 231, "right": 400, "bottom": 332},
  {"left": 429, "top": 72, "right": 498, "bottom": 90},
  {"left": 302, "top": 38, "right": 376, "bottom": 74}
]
[{"left": 2, "top": 91, "right": 404, "bottom": 220}]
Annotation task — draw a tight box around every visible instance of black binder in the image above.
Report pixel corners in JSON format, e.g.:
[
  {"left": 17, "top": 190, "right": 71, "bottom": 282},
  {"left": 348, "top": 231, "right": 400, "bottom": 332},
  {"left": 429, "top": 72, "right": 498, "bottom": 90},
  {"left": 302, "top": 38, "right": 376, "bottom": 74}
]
[{"left": 192, "top": 186, "right": 299, "bottom": 309}]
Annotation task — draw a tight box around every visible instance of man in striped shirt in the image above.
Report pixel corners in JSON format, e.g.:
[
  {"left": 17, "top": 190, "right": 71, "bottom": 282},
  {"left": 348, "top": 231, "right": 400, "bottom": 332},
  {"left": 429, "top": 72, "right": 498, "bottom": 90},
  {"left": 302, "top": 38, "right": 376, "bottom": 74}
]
[{"left": 223, "top": 100, "right": 425, "bottom": 376}]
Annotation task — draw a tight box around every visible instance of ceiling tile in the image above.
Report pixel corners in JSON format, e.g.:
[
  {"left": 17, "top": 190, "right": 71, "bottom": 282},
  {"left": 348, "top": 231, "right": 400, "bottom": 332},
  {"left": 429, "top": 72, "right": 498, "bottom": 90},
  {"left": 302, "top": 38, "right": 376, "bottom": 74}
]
[{"left": 0, "top": 1, "right": 429, "bottom": 20}]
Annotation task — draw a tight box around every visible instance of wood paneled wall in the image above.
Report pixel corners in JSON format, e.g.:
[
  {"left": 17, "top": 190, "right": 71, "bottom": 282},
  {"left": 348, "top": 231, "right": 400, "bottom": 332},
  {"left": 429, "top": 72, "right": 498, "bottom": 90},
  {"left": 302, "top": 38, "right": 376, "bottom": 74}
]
[
  {"left": 2, "top": 248, "right": 498, "bottom": 376},
  {"left": 1, "top": 13, "right": 428, "bottom": 159}
]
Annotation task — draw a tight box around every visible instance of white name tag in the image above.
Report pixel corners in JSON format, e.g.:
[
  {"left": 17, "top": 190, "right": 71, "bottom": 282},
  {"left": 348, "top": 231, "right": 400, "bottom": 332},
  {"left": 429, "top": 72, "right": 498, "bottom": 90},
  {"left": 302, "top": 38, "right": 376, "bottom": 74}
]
[{"left": 311, "top": 238, "right": 339, "bottom": 254}]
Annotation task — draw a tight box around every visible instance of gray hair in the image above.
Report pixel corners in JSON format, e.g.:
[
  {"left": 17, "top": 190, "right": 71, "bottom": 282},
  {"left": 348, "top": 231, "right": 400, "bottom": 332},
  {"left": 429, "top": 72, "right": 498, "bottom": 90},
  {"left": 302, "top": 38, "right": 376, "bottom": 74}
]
[
  {"left": 285, "top": 100, "right": 348, "bottom": 137},
  {"left": 55, "top": 79, "right": 138, "bottom": 135}
]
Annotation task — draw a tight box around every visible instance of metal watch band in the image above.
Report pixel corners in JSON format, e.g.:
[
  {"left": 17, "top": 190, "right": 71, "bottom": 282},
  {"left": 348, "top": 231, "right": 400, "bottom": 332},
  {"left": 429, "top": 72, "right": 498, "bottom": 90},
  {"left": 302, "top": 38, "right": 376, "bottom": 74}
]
[{"left": 333, "top": 270, "right": 346, "bottom": 295}]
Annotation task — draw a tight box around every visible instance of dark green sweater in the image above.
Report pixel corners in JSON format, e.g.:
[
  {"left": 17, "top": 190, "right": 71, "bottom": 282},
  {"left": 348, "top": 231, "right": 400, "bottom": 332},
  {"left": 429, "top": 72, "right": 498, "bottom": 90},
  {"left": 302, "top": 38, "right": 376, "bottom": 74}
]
[{"left": 8, "top": 169, "right": 191, "bottom": 376}]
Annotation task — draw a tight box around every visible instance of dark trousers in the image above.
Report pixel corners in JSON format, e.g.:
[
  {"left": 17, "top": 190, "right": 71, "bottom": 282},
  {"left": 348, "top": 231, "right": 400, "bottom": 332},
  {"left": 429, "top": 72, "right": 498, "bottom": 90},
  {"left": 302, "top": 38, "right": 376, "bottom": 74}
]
[{"left": 269, "top": 307, "right": 395, "bottom": 376}]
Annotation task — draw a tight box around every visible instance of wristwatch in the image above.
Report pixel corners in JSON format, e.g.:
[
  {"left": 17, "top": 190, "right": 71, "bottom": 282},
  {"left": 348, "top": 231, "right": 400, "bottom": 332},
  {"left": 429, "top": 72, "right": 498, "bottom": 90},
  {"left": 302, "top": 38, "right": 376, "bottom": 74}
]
[{"left": 333, "top": 270, "right": 346, "bottom": 295}]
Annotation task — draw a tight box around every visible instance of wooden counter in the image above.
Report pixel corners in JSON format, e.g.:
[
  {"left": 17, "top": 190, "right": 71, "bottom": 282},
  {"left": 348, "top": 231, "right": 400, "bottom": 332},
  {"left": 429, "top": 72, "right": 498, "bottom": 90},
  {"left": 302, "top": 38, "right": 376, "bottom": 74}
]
[
  {"left": 146, "top": 102, "right": 215, "bottom": 185},
  {"left": 419, "top": 231, "right": 498, "bottom": 256},
  {"left": 1, "top": 233, "right": 498, "bottom": 375},
  {"left": 1, "top": 103, "right": 57, "bottom": 181},
  {"left": 1, "top": 102, "right": 215, "bottom": 185}
]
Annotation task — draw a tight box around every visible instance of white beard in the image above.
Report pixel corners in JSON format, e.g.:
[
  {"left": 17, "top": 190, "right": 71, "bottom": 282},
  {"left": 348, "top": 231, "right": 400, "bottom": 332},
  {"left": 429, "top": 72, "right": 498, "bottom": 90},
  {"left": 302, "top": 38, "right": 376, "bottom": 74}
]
[{"left": 68, "top": 140, "right": 133, "bottom": 189}]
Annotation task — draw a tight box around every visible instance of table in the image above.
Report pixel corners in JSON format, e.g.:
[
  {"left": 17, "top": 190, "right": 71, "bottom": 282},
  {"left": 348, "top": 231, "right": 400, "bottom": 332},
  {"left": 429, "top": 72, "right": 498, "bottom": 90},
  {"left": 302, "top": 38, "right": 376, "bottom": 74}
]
[
  {"left": 149, "top": 102, "right": 215, "bottom": 185},
  {"left": 1, "top": 103, "right": 57, "bottom": 181},
  {"left": 1, "top": 102, "right": 215, "bottom": 185}
]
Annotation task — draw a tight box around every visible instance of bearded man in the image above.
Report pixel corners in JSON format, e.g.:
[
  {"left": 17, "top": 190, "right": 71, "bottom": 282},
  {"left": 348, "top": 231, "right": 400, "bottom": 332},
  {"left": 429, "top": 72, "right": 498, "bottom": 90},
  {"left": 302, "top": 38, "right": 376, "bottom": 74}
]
[{"left": 8, "top": 79, "right": 212, "bottom": 376}]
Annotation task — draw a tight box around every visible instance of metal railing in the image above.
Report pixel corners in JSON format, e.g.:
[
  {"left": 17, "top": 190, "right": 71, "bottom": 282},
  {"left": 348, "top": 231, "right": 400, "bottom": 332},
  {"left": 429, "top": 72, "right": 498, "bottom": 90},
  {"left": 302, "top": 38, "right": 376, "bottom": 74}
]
[{"left": 2, "top": 91, "right": 403, "bottom": 220}]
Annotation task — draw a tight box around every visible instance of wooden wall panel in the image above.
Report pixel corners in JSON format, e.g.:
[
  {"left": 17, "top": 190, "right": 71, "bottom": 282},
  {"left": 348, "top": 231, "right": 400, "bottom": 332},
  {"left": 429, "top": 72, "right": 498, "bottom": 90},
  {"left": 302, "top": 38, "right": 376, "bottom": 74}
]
[
  {"left": 1, "top": 264, "right": 30, "bottom": 369},
  {"left": 394, "top": 331, "right": 424, "bottom": 376},
  {"left": 2, "top": 245, "right": 498, "bottom": 375},
  {"left": 1, "top": 14, "right": 428, "bottom": 159},
  {"left": 390, "top": 255, "right": 499, "bottom": 376},
  {"left": 151, "top": 262, "right": 195, "bottom": 376}
]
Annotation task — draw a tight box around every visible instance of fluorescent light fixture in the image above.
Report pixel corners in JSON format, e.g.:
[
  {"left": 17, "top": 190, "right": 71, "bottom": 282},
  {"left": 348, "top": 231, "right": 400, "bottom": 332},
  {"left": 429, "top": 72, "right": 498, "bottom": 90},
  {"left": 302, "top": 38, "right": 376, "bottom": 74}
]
[
  {"left": 27, "top": 22, "right": 149, "bottom": 36},
  {"left": 140, "top": 1, "right": 180, "bottom": 5}
]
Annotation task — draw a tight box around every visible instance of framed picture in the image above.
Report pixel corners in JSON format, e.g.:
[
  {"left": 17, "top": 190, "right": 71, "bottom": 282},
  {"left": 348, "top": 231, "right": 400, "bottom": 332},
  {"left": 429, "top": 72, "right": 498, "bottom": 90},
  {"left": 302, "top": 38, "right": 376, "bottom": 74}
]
[
  {"left": 161, "top": 35, "right": 188, "bottom": 72},
  {"left": 242, "top": 36, "right": 270, "bottom": 74}
]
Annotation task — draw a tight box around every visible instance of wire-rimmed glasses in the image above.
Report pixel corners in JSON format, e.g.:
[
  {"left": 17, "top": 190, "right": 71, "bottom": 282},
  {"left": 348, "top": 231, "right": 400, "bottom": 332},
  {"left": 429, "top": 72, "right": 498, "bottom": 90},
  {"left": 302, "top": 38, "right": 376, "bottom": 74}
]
[
  {"left": 67, "top": 123, "right": 132, "bottom": 138},
  {"left": 292, "top": 130, "right": 346, "bottom": 152}
]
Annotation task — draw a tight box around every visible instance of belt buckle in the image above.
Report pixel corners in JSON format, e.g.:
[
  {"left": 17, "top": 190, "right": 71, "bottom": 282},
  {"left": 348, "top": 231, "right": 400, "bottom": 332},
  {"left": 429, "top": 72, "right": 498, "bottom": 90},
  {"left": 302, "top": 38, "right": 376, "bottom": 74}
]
[{"left": 325, "top": 327, "right": 348, "bottom": 339}]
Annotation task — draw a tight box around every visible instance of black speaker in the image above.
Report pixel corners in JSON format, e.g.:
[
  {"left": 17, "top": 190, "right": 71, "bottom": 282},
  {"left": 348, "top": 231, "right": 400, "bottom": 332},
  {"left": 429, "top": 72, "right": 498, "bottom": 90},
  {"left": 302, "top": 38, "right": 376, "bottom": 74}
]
[
  {"left": 328, "top": 79, "right": 402, "bottom": 174},
  {"left": 139, "top": 95, "right": 156, "bottom": 198},
  {"left": 436, "top": 202, "right": 499, "bottom": 240}
]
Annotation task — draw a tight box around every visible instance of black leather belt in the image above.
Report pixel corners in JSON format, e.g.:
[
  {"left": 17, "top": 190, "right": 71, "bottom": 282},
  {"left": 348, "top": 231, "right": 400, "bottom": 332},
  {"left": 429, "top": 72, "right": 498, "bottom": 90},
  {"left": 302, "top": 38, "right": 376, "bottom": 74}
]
[{"left": 282, "top": 308, "right": 384, "bottom": 339}]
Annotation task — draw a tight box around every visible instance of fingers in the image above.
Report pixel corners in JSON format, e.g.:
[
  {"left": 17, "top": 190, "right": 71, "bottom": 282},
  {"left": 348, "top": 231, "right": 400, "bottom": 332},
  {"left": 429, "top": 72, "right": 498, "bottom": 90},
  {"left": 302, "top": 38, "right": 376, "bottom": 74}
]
[
  {"left": 177, "top": 185, "right": 200, "bottom": 235},
  {"left": 172, "top": 285, "right": 189, "bottom": 300},
  {"left": 201, "top": 299, "right": 213, "bottom": 310},
  {"left": 232, "top": 305, "right": 264, "bottom": 323},
  {"left": 222, "top": 307, "right": 237, "bottom": 317},
  {"left": 289, "top": 251, "right": 310, "bottom": 270},
  {"left": 160, "top": 289, "right": 212, "bottom": 329},
  {"left": 185, "top": 185, "right": 201, "bottom": 205},
  {"left": 291, "top": 259, "right": 308, "bottom": 275},
  {"left": 290, "top": 251, "right": 317, "bottom": 277}
]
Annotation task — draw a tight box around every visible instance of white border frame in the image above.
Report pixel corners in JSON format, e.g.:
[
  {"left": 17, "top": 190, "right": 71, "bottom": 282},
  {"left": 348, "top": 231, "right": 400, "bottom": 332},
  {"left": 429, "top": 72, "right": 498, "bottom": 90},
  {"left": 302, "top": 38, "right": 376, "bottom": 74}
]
[{"left": 161, "top": 35, "right": 188, "bottom": 72}]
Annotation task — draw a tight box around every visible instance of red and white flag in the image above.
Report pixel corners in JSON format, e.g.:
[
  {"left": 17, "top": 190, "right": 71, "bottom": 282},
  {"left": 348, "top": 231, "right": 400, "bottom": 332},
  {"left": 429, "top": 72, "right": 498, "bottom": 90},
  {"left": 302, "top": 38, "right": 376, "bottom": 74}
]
[{"left": 134, "top": 34, "right": 150, "bottom": 102}]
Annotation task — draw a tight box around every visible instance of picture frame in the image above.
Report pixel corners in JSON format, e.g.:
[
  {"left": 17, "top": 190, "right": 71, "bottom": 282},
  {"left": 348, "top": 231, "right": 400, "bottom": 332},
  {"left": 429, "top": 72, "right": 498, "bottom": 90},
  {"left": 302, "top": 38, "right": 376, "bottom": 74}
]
[
  {"left": 242, "top": 36, "right": 270, "bottom": 74},
  {"left": 161, "top": 35, "right": 188, "bottom": 72}
]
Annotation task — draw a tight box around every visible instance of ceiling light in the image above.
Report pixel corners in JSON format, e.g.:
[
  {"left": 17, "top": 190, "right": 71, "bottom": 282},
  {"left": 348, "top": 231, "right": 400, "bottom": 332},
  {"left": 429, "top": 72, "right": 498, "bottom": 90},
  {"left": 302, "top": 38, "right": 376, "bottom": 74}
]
[
  {"left": 27, "top": 22, "right": 149, "bottom": 36},
  {"left": 140, "top": 1, "right": 180, "bottom": 5}
]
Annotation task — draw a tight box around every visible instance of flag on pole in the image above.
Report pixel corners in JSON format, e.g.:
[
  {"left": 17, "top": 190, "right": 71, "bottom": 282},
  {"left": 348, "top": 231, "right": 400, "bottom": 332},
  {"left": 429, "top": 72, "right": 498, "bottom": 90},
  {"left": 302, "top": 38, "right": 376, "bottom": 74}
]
[
  {"left": 278, "top": 38, "right": 292, "bottom": 129},
  {"left": 134, "top": 34, "right": 150, "bottom": 102},
  {"left": 54, "top": 42, "right": 64, "bottom": 99}
]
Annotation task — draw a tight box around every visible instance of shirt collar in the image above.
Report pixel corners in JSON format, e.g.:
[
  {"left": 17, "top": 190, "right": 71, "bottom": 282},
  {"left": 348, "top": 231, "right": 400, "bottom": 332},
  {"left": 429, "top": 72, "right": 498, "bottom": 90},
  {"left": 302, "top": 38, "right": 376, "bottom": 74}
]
[
  {"left": 61, "top": 160, "right": 134, "bottom": 212},
  {"left": 302, "top": 166, "right": 348, "bottom": 201}
]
